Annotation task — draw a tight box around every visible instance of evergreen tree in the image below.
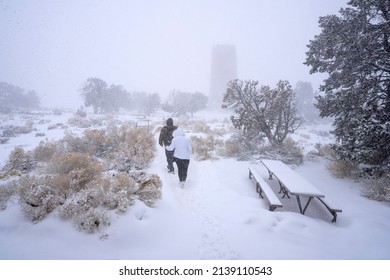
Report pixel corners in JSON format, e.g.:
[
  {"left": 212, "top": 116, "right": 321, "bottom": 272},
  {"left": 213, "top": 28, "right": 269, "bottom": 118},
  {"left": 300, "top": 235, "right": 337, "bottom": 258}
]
[
  {"left": 80, "top": 78, "right": 108, "bottom": 114},
  {"left": 294, "top": 81, "right": 320, "bottom": 122},
  {"left": 80, "top": 78, "right": 130, "bottom": 114},
  {"left": 305, "top": 0, "right": 390, "bottom": 170}
]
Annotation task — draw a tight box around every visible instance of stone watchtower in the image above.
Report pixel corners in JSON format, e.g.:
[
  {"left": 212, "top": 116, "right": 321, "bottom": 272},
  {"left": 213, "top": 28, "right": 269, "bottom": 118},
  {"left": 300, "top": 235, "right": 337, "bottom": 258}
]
[{"left": 208, "top": 44, "right": 237, "bottom": 110}]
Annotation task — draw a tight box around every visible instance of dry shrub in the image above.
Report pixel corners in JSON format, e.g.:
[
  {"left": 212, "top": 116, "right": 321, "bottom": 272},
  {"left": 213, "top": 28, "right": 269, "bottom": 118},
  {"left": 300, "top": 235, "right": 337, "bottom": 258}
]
[
  {"left": 67, "top": 115, "right": 92, "bottom": 128},
  {"left": 134, "top": 172, "right": 162, "bottom": 207},
  {"left": 362, "top": 173, "right": 390, "bottom": 202},
  {"left": 46, "top": 152, "right": 104, "bottom": 192},
  {"left": 280, "top": 137, "right": 304, "bottom": 164},
  {"left": 57, "top": 171, "right": 161, "bottom": 233},
  {"left": 83, "top": 129, "right": 112, "bottom": 156},
  {"left": 191, "top": 134, "right": 223, "bottom": 160},
  {"left": 110, "top": 172, "right": 137, "bottom": 211},
  {"left": 18, "top": 175, "right": 64, "bottom": 222},
  {"left": 0, "top": 181, "right": 17, "bottom": 210},
  {"left": 223, "top": 132, "right": 264, "bottom": 160},
  {"left": 58, "top": 133, "right": 89, "bottom": 154},
  {"left": 2, "top": 146, "right": 35, "bottom": 175},
  {"left": 74, "top": 208, "right": 110, "bottom": 234},
  {"left": 59, "top": 185, "right": 104, "bottom": 219},
  {"left": 33, "top": 140, "right": 58, "bottom": 162},
  {"left": 1, "top": 123, "right": 36, "bottom": 137},
  {"left": 0, "top": 117, "right": 161, "bottom": 233},
  {"left": 98, "top": 172, "right": 137, "bottom": 212},
  {"left": 112, "top": 125, "right": 155, "bottom": 171},
  {"left": 191, "top": 121, "right": 211, "bottom": 134},
  {"left": 326, "top": 159, "right": 359, "bottom": 178},
  {"left": 256, "top": 138, "right": 303, "bottom": 165},
  {"left": 309, "top": 143, "right": 337, "bottom": 160}
]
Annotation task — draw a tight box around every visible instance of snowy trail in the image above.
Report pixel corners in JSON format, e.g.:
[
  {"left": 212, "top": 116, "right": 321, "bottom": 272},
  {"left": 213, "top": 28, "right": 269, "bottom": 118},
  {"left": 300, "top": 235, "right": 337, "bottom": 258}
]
[{"left": 150, "top": 140, "right": 243, "bottom": 259}]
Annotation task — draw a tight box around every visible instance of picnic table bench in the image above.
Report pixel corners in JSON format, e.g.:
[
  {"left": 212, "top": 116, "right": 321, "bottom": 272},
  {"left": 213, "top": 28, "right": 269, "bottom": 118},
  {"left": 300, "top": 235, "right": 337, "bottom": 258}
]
[
  {"left": 248, "top": 165, "right": 283, "bottom": 211},
  {"left": 261, "top": 159, "right": 342, "bottom": 222}
]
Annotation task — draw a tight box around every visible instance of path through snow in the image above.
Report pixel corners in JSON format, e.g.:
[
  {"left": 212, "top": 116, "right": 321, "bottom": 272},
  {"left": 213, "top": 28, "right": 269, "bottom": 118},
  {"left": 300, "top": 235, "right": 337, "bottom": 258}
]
[{"left": 150, "top": 140, "right": 250, "bottom": 259}]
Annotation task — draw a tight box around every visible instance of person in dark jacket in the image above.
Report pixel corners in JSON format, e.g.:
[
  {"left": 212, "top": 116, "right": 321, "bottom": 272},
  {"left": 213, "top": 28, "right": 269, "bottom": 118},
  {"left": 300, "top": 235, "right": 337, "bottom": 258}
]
[{"left": 158, "top": 118, "right": 177, "bottom": 173}]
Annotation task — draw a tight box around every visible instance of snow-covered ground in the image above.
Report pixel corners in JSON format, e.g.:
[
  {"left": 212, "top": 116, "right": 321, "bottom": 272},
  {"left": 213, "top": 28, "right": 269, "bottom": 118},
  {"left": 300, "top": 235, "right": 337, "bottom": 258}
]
[{"left": 0, "top": 110, "right": 390, "bottom": 260}]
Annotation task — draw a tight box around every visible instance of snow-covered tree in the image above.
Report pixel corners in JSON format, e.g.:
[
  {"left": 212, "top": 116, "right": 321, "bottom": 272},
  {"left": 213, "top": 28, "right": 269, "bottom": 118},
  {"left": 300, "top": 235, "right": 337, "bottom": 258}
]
[
  {"left": 294, "top": 81, "right": 320, "bottom": 122},
  {"left": 0, "top": 82, "right": 40, "bottom": 112},
  {"left": 131, "top": 91, "right": 161, "bottom": 116},
  {"left": 80, "top": 78, "right": 130, "bottom": 114},
  {"left": 222, "top": 79, "right": 301, "bottom": 145},
  {"left": 80, "top": 78, "right": 108, "bottom": 114},
  {"left": 305, "top": 0, "right": 390, "bottom": 170},
  {"left": 161, "top": 90, "right": 207, "bottom": 116}
]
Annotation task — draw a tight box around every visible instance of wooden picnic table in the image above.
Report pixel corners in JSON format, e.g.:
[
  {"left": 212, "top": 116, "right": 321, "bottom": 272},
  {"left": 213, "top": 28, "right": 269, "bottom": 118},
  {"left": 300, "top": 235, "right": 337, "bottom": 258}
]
[{"left": 261, "top": 159, "right": 325, "bottom": 215}]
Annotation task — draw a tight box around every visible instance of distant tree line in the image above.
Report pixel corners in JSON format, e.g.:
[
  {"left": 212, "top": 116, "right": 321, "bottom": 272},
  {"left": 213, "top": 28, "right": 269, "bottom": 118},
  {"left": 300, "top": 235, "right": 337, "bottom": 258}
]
[
  {"left": 0, "top": 82, "right": 40, "bottom": 113},
  {"left": 80, "top": 77, "right": 208, "bottom": 116}
]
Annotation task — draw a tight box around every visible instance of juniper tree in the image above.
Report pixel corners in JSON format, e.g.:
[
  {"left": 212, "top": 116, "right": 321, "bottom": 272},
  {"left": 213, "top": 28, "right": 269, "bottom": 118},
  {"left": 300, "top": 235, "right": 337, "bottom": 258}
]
[
  {"left": 222, "top": 79, "right": 301, "bottom": 146},
  {"left": 305, "top": 0, "right": 390, "bottom": 171},
  {"left": 80, "top": 78, "right": 130, "bottom": 114}
]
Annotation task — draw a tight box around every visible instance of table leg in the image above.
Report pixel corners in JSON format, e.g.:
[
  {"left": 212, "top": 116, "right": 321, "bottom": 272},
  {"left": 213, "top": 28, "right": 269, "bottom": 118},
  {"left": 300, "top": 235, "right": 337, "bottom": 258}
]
[
  {"left": 278, "top": 181, "right": 290, "bottom": 198},
  {"left": 296, "top": 196, "right": 314, "bottom": 214}
]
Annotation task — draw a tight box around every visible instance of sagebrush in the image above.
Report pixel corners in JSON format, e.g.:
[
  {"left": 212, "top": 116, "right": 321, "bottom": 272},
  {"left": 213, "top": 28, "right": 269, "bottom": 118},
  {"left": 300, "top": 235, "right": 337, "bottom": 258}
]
[{"left": 0, "top": 120, "right": 161, "bottom": 234}]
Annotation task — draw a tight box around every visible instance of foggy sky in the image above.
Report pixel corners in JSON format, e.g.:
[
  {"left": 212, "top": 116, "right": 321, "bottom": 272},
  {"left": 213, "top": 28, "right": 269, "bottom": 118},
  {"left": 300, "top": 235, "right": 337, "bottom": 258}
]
[{"left": 0, "top": 0, "right": 348, "bottom": 108}]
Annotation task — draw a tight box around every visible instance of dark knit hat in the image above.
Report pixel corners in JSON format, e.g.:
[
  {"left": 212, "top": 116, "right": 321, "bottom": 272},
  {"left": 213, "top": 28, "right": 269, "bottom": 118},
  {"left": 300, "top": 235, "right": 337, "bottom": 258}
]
[{"left": 166, "top": 118, "right": 173, "bottom": 126}]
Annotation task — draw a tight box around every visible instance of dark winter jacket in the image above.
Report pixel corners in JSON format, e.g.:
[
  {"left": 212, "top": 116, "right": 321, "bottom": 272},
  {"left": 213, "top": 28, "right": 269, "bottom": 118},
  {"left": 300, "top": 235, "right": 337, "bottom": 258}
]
[{"left": 158, "top": 119, "right": 177, "bottom": 147}]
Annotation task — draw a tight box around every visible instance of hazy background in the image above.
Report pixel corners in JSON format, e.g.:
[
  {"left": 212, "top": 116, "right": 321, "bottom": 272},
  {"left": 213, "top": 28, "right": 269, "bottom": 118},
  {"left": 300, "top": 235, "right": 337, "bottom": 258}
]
[{"left": 0, "top": 0, "right": 347, "bottom": 108}]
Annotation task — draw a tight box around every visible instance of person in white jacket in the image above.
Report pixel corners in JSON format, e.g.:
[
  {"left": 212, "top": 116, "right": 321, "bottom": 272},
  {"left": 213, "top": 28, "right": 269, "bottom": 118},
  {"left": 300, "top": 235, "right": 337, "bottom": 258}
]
[{"left": 166, "top": 127, "right": 192, "bottom": 187}]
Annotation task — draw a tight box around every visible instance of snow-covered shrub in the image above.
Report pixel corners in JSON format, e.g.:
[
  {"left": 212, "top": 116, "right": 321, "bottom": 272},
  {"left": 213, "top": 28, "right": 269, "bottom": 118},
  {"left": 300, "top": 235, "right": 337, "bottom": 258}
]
[
  {"left": 362, "top": 174, "right": 390, "bottom": 202},
  {"left": 74, "top": 208, "right": 110, "bottom": 234},
  {"left": 83, "top": 129, "right": 112, "bottom": 157},
  {"left": 280, "top": 137, "right": 304, "bottom": 164},
  {"left": 191, "top": 120, "right": 212, "bottom": 134},
  {"left": 106, "top": 172, "right": 138, "bottom": 212},
  {"left": 133, "top": 172, "right": 162, "bottom": 207},
  {"left": 33, "top": 140, "right": 58, "bottom": 163},
  {"left": 45, "top": 152, "right": 104, "bottom": 193},
  {"left": 191, "top": 134, "right": 223, "bottom": 160},
  {"left": 223, "top": 132, "right": 265, "bottom": 160},
  {"left": 88, "top": 172, "right": 138, "bottom": 212},
  {"left": 110, "top": 125, "right": 155, "bottom": 171},
  {"left": 307, "top": 143, "right": 337, "bottom": 160},
  {"left": 47, "top": 123, "right": 58, "bottom": 130},
  {"left": 75, "top": 107, "right": 87, "bottom": 118},
  {"left": 67, "top": 115, "right": 92, "bottom": 128},
  {"left": 327, "top": 159, "right": 359, "bottom": 179},
  {"left": 3, "top": 146, "right": 36, "bottom": 174},
  {"left": 18, "top": 175, "right": 63, "bottom": 222},
  {"left": 0, "top": 180, "right": 17, "bottom": 210},
  {"left": 256, "top": 138, "right": 303, "bottom": 165},
  {"left": 58, "top": 185, "right": 106, "bottom": 233},
  {"left": 58, "top": 133, "right": 89, "bottom": 154},
  {"left": 1, "top": 123, "right": 36, "bottom": 138}
]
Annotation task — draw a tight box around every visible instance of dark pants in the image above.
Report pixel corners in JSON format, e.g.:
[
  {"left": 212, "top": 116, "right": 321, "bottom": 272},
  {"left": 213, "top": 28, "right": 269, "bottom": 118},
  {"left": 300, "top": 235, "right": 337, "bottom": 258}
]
[
  {"left": 165, "top": 149, "right": 175, "bottom": 172},
  {"left": 174, "top": 157, "right": 190, "bottom": 182}
]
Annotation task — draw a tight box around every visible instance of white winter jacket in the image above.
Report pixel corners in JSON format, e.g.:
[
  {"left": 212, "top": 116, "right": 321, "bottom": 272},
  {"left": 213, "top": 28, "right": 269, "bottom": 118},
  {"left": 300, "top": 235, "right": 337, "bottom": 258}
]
[{"left": 166, "top": 127, "right": 192, "bottom": 160}]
